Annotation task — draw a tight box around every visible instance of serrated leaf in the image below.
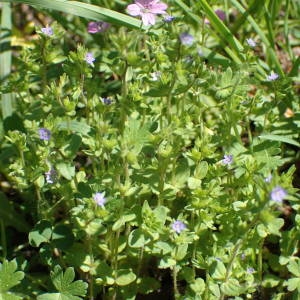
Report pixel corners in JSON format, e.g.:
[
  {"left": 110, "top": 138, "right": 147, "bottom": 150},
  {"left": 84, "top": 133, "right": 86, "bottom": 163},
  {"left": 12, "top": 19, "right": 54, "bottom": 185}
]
[
  {"left": 37, "top": 265, "right": 87, "bottom": 300},
  {"left": 0, "top": 260, "right": 24, "bottom": 299}
]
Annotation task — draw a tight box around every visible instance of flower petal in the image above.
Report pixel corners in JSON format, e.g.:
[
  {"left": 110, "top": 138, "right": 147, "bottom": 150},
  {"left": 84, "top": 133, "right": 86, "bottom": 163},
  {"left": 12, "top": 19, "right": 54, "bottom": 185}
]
[
  {"left": 150, "top": 2, "right": 168, "bottom": 14},
  {"left": 142, "top": 13, "right": 156, "bottom": 26},
  {"left": 127, "top": 4, "right": 142, "bottom": 16}
]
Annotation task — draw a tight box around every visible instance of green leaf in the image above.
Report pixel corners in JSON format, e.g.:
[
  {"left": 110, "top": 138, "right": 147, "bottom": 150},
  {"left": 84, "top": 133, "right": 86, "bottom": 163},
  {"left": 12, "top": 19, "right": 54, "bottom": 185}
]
[
  {"left": 128, "top": 229, "right": 151, "bottom": 248},
  {"left": 173, "top": 244, "right": 188, "bottom": 261},
  {"left": 123, "top": 119, "right": 150, "bottom": 155},
  {"left": 95, "top": 261, "right": 114, "bottom": 286},
  {"left": 0, "top": 2, "right": 15, "bottom": 119},
  {"left": 194, "top": 161, "right": 208, "bottom": 179},
  {"left": 210, "top": 260, "right": 226, "bottom": 280},
  {"left": 115, "top": 269, "right": 136, "bottom": 286},
  {"left": 197, "top": 0, "right": 244, "bottom": 63},
  {"left": 0, "top": 260, "right": 24, "bottom": 300},
  {"left": 285, "top": 278, "right": 300, "bottom": 292},
  {"left": 190, "top": 278, "right": 205, "bottom": 294},
  {"left": 259, "top": 134, "right": 300, "bottom": 147},
  {"left": 57, "top": 120, "right": 91, "bottom": 136},
  {"left": 287, "top": 259, "right": 300, "bottom": 277},
  {"left": 56, "top": 162, "right": 75, "bottom": 180},
  {"left": 267, "top": 218, "right": 284, "bottom": 237},
  {"left": 257, "top": 224, "right": 268, "bottom": 238},
  {"left": 221, "top": 279, "right": 245, "bottom": 296},
  {"left": 52, "top": 224, "right": 74, "bottom": 250},
  {"left": 1, "top": 0, "right": 141, "bottom": 29},
  {"left": 37, "top": 265, "right": 87, "bottom": 300},
  {"left": 29, "top": 220, "right": 52, "bottom": 247}
]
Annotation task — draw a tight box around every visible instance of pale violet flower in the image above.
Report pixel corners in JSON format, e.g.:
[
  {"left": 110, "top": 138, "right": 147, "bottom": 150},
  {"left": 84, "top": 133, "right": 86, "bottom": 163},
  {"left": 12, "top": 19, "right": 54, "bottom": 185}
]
[
  {"left": 247, "top": 267, "right": 255, "bottom": 274},
  {"left": 205, "top": 9, "right": 226, "bottom": 24},
  {"left": 163, "top": 15, "right": 175, "bottom": 23},
  {"left": 267, "top": 71, "right": 279, "bottom": 81},
  {"left": 126, "top": 0, "right": 168, "bottom": 26},
  {"left": 85, "top": 52, "right": 95, "bottom": 65},
  {"left": 45, "top": 168, "right": 57, "bottom": 184},
  {"left": 39, "top": 128, "right": 51, "bottom": 141},
  {"left": 222, "top": 154, "right": 233, "bottom": 165},
  {"left": 41, "top": 26, "right": 53, "bottom": 36},
  {"left": 87, "top": 21, "right": 110, "bottom": 33},
  {"left": 215, "top": 9, "right": 226, "bottom": 21},
  {"left": 94, "top": 192, "right": 106, "bottom": 208},
  {"left": 246, "top": 38, "right": 256, "bottom": 47},
  {"left": 270, "top": 186, "right": 287, "bottom": 203},
  {"left": 180, "top": 33, "right": 194, "bottom": 46},
  {"left": 171, "top": 220, "right": 186, "bottom": 234}
]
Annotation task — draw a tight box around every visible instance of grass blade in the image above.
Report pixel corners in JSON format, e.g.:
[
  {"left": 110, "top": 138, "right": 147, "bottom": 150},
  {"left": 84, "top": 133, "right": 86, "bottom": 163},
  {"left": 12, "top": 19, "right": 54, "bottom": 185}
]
[
  {"left": 0, "top": 2, "right": 14, "bottom": 119},
  {"left": 259, "top": 134, "right": 300, "bottom": 147},
  {"left": 1, "top": 0, "right": 142, "bottom": 29},
  {"left": 230, "top": 0, "right": 284, "bottom": 76},
  {"left": 197, "top": 0, "right": 245, "bottom": 63}
]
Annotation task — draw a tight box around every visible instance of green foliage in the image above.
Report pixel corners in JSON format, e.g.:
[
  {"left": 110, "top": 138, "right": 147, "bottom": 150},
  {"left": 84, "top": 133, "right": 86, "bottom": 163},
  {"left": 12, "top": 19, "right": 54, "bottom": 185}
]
[
  {"left": 37, "top": 265, "right": 87, "bottom": 300},
  {"left": 0, "top": 0, "right": 299, "bottom": 299},
  {"left": 0, "top": 260, "right": 24, "bottom": 300}
]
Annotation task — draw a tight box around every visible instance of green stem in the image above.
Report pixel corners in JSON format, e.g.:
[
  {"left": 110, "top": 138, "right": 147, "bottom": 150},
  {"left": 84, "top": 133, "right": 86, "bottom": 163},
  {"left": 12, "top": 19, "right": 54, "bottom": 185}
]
[
  {"left": 0, "top": 220, "right": 7, "bottom": 260},
  {"left": 88, "top": 235, "right": 94, "bottom": 300},
  {"left": 173, "top": 265, "right": 179, "bottom": 299}
]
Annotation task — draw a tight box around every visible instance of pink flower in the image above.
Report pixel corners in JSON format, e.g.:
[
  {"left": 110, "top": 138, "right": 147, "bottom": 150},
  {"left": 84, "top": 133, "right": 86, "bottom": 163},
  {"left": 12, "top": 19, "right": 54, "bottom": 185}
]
[{"left": 127, "top": 0, "right": 168, "bottom": 26}]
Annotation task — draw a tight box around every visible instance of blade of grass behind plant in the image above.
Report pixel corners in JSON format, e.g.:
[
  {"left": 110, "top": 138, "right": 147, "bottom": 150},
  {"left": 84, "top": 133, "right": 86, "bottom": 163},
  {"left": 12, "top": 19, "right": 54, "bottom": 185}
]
[
  {"left": 1, "top": 0, "right": 142, "bottom": 29},
  {"left": 230, "top": 0, "right": 284, "bottom": 76},
  {"left": 197, "top": 0, "right": 245, "bottom": 63},
  {"left": 0, "top": 2, "right": 14, "bottom": 119}
]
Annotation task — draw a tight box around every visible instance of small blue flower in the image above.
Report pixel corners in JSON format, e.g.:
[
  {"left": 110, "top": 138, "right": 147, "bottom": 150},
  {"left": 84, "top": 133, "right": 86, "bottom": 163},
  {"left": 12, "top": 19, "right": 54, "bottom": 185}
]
[
  {"left": 171, "top": 220, "right": 186, "bottom": 233},
  {"left": 222, "top": 154, "right": 233, "bottom": 165},
  {"left": 267, "top": 71, "right": 279, "bottom": 81},
  {"left": 270, "top": 186, "right": 287, "bottom": 203},
  {"left": 247, "top": 267, "right": 255, "bottom": 274},
  {"left": 163, "top": 15, "right": 175, "bottom": 22},
  {"left": 180, "top": 33, "right": 194, "bottom": 46},
  {"left": 94, "top": 192, "right": 106, "bottom": 207},
  {"left": 39, "top": 128, "right": 51, "bottom": 141},
  {"left": 85, "top": 52, "right": 95, "bottom": 65},
  {"left": 41, "top": 26, "right": 53, "bottom": 36},
  {"left": 246, "top": 38, "right": 256, "bottom": 47},
  {"left": 101, "top": 97, "right": 112, "bottom": 105}
]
